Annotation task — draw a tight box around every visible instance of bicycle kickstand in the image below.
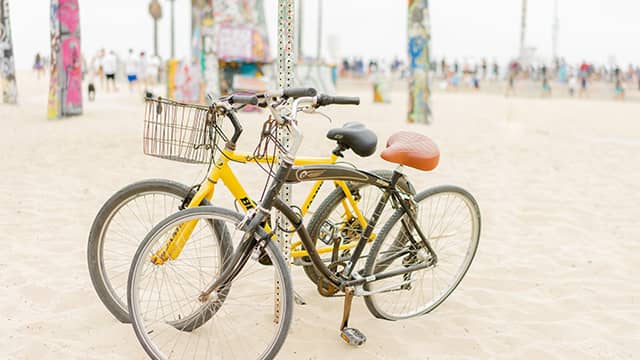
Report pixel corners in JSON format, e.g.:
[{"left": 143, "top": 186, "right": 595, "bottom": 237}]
[{"left": 339, "top": 287, "right": 367, "bottom": 346}]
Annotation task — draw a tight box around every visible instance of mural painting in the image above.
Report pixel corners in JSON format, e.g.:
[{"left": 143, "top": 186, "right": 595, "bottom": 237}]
[
  {"left": 167, "top": 59, "right": 202, "bottom": 103},
  {"left": 47, "top": 0, "right": 60, "bottom": 119},
  {"left": 187, "top": 0, "right": 270, "bottom": 95},
  {"left": 407, "top": 0, "right": 432, "bottom": 124},
  {"left": 192, "top": 0, "right": 220, "bottom": 98},
  {"left": 0, "top": 0, "right": 17, "bottom": 104},
  {"left": 59, "top": 0, "right": 82, "bottom": 115},
  {"left": 48, "top": 0, "right": 82, "bottom": 119}
]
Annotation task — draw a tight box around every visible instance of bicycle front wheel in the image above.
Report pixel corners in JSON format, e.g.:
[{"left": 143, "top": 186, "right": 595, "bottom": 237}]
[
  {"left": 363, "top": 185, "right": 481, "bottom": 320},
  {"left": 87, "top": 179, "right": 207, "bottom": 323},
  {"left": 128, "top": 207, "right": 293, "bottom": 360}
]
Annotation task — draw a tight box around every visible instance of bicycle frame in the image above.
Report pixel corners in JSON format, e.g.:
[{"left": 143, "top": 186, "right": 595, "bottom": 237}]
[
  {"left": 199, "top": 162, "right": 436, "bottom": 298},
  {"left": 285, "top": 164, "right": 437, "bottom": 287},
  {"left": 150, "top": 149, "right": 372, "bottom": 264}
]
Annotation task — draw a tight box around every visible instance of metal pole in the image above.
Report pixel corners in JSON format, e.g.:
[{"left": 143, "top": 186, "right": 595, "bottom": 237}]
[
  {"left": 520, "top": 0, "right": 527, "bottom": 58},
  {"left": 552, "top": 0, "right": 559, "bottom": 61},
  {"left": 296, "top": 0, "right": 303, "bottom": 62},
  {"left": 316, "top": 0, "right": 322, "bottom": 62},
  {"left": 0, "top": 0, "right": 17, "bottom": 104},
  {"left": 275, "top": 0, "right": 295, "bottom": 322},
  {"left": 149, "top": 0, "right": 162, "bottom": 57},
  {"left": 170, "top": 0, "right": 175, "bottom": 58},
  {"left": 154, "top": 19, "right": 159, "bottom": 56},
  {"left": 407, "top": 0, "right": 432, "bottom": 124}
]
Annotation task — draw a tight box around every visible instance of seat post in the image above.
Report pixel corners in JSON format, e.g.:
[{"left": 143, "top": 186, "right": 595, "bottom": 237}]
[{"left": 389, "top": 165, "right": 404, "bottom": 189}]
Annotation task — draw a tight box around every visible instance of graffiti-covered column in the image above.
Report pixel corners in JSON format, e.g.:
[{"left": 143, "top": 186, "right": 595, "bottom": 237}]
[
  {"left": 48, "top": 0, "right": 82, "bottom": 119},
  {"left": 0, "top": 0, "right": 17, "bottom": 104},
  {"left": 193, "top": 0, "right": 220, "bottom": 98},
  {"left": 408, "top": 0, "right": 432, "bottom": 124}
]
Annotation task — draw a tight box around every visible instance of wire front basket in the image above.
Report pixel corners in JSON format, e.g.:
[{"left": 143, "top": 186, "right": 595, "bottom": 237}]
[{"left": 143, "top": 97, "right": 221, "bottom": 164}]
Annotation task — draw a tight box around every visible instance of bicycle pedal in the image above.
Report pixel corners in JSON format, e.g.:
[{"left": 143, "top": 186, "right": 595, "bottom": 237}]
[{"left": 340, "top": 327, "right": 366, "bottom": 346}]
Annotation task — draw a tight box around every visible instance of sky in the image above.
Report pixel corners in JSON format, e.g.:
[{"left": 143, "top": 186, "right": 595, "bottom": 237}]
[{"left": 6, "top": 0, "right": 640, "bottom": 70}]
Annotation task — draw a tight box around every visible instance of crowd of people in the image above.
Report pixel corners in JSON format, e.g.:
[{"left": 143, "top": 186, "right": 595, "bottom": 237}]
[
  {"left": 500, "top": 58, "right": 640, "bottom": 100},
  {"left": 32, "top": 48, "right": 163, "bottom": 100},
  {"left": 32, "top": 49, "right": 640, "bottom": 102},
  {"left": 336, "top": 55, "right": 640, "bottom": 101},
  {"left": 88, "top": 49, "right": 162, "bottom": 95}
]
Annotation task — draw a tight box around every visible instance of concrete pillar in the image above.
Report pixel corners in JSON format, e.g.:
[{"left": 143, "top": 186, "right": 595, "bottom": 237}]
[
  {"left": 0, "top": 0, "right": 17, "bottom": 104},
  {"left": 407, "top": 0, "right": 432, "bottom": 124},
  {"left": 48, "top": 0, "right": 82, "bottom": 119}
]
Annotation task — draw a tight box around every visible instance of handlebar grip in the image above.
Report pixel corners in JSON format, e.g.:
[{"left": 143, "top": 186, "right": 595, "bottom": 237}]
[
  {"left": 315, "top": 94, "right": 361, "bottom": 107},
  {"left": 282, "top": 87, "right": 317, "bottom": 98},
  {"left": 229, "top": 94, "right": 259, "bottom": 105}
]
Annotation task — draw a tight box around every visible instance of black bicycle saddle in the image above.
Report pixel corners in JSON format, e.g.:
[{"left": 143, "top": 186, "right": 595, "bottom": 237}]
[{"left": 326, "top": 122, "right": 377, "bottom": 157}]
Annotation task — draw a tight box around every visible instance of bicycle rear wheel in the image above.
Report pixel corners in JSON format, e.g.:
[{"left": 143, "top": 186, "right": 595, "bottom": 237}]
[
  {"left": 363, "top": 185, "right": 480, "bottom": 320},
  {"left": 128, "top": 207, "right": 293, "bottom": 360},
  {"left": 305, "top": 170, "right": 415, "bottom": 285}
]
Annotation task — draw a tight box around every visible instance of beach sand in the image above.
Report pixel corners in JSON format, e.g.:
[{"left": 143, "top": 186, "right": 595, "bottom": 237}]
[{"left": 1, "top": 72, "right": 639, "bottom": 359}]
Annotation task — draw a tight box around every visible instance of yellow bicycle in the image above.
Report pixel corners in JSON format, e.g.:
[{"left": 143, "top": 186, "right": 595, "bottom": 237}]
[{"left": 87, "top": 89, "right": 413, "bottom": 323}]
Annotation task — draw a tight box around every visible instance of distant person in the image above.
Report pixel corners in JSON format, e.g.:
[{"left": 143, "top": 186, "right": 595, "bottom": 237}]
[
  {"left": 541, "top": 65, "right": 551, "bottom": 97},
  {"left": 614, "top": 68, "right": 624, "bottom": 100},
  {"left": 557, "top": 62, "right": 568, "bottom": 83},
  {"left": 626, "top": 64, "right": 634, "bottom": 82},
  {"left": 146, "top": 54, "right": 161, "bottom": 87},
  {"left": 125, "top": 49, "right": 139, "bottom": 91},
  {"left": 94, "top": 48, "right": 106, "bottom": 89},
  {"left": 542, "top": 76, "right": 552, "bottom": 97},
  {"left": 139, "top": 51, "right": 149, "bottom": 90},
  {"left": 340, "top": 58, "right": 350, "bottom": 77},
  {"left": 578, "top": 60, "right": 589, "bottom": 97},
  {"left": 505, "top": 60, "right": 519, "bottom": 97},
  {"left": 481, "top": 58, "right": 488, "bottom": 79},
  {"left": 440, "top": 57, "right": 447, "bottom": 78},
  {"left": 636, "top": 66, "right": 640, "bottom": 91},
  {"left": 102, "top": 50, "right": 118, "bottom": 92},
  {"left": 614, "top": 76, "right": 625, "bottom": 100},
  {"left": 491, "top": 61, "right": 499, "bottom": 81},
  {"left": 33, "top": 53, "right": 45, "bottom": 79},
  {"left": 472, "top": 74, "right": 480, "bottom": 90},
  {"left": 568, "top": 73, "right": 577, "bottom": 97}
]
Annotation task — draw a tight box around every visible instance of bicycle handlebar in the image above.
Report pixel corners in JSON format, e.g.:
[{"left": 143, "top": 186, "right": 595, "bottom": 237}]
[
  {"left": 228, "top": 94, "right": 259, "bottom": 106},
  {"left": 282, "top": 87, "right": 318, "bottom": 98},
  {"left": 315, "top": 94, "right": 360, "bottom": 107}
]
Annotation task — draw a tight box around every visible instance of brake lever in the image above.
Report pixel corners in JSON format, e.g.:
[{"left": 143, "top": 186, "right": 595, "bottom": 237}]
[{"left": 295, "top": 105, "right": 332, "bottom": 124}]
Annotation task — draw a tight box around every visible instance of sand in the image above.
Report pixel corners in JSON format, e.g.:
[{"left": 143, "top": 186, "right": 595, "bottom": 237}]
[{"left": 1, "top": 71, "right": 639, "bottom": 359}]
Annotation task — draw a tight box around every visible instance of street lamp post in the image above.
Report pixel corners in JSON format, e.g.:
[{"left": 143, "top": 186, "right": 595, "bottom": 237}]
[
  {"left": 149, "top": 0, "right": 162, "bottom": 57},
  {"left": 169, "top": 0, "right": 175, "bottom": 58}
]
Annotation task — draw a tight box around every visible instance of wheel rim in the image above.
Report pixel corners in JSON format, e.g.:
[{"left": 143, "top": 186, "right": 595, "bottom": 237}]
[
  {"left": 368, "top": 190, "right": 479, "bottom": 319},
  {"left": 99, "top": 191, "right": 184, "bottom": 315},
  {"left": 129, "top": 211, "right": 289, "bottom": 359}
]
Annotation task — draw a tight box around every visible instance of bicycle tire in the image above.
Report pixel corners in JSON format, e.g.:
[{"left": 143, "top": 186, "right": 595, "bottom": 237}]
[
  {"left": 128, "top": 206, "right": 293, "bottom": 360},
  {"left": 363, "top": 185, "right": 481, "bottom": 320},
  {"left": 87, "top": 179, "right": 223, "bottom": 323}
]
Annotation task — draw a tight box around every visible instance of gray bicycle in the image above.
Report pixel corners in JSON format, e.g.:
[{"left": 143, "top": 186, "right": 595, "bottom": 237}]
[{"left": 126, "top": 94, "right": 481, "bottom": 359}]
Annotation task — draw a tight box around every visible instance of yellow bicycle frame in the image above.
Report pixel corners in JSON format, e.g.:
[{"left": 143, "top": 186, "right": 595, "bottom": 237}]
[{"left": 151, "top": 149, "right": 372, "bottom": 265}]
